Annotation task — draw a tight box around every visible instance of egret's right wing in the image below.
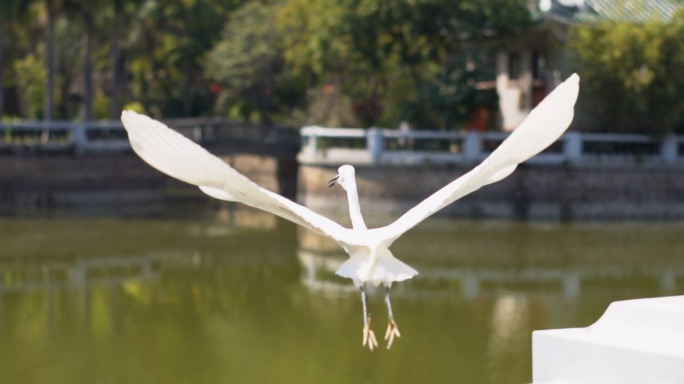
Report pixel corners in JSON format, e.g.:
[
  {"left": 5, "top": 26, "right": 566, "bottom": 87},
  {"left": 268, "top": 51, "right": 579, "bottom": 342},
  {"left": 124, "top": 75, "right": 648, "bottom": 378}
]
[
  {"left": 121, "top": 111, "right": 355, "bottom": 247},
  {"left": 377, "top": 74, "right": 580, "bottom": 245}
]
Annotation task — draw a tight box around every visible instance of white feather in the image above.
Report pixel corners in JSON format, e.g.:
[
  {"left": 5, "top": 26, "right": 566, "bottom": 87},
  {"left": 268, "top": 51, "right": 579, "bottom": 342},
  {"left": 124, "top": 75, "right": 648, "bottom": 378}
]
[
  {"left": 376, "top": 73, "right": 579, "bottom": 246},
  {"left": 121, "top": 110, "right": 356, "bottom": 248}
]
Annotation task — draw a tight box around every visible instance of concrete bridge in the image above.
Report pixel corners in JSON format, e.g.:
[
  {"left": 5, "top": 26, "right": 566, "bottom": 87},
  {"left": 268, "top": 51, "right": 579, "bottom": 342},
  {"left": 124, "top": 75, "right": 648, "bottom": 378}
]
[
  {"left": 297, "top": 126, "right": 684, "bottom": 221},
  {"left": 4, "top": 118, "right": 684, "bottom": 220}
]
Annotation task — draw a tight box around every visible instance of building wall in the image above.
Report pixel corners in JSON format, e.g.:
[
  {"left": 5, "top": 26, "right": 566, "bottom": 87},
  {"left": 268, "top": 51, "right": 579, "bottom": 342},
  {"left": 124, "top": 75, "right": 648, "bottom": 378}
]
[
  {"left": 0, "top": 152, "right": 294, "bottom": 217},
  {"left": 298, "top": 163, "right": 684, "bottom": 222},
  {"left": 495, "top": 19, "right": 588, "bottom": 132},
  {"left": 4, "top": 152, "right": 682, "bottom": 221},
  {"left": 497, "top": 51, "right": 535, "bottom": 131}
]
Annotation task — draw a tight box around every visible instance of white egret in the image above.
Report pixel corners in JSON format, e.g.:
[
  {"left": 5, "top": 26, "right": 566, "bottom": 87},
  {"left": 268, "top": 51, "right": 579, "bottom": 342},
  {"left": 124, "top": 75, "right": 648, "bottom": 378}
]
[{"left": 121, "top": 73, "right": 579, "bottom": 351}]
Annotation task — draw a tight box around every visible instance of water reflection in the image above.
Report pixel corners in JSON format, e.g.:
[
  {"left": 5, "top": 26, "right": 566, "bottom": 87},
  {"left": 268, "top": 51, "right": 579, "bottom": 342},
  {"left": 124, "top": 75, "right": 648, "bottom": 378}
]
[
  {"left": 296, "top": 220, "right": 684, "bottom": 383},
  {"left": 299, "top": 220, "right": 684, "bottom": 301},
  {"left": 0, "top": 254, "right": 160, "bottom": 293},
  {"left": 0, "top": 217, "right": 683, "bottom": 384},
  {"left": 486, "top": 294, "right": 532, "bottom": 383}
]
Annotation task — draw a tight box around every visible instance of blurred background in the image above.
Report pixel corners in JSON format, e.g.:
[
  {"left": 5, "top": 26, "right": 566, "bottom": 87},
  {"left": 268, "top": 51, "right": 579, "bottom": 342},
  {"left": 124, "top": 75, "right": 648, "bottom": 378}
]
[
  {"left": 0, "top": 0, "right": 682, "bottom": 132},
  {"left": 2, "top": 1, "right": 684, "bottom": 383}
]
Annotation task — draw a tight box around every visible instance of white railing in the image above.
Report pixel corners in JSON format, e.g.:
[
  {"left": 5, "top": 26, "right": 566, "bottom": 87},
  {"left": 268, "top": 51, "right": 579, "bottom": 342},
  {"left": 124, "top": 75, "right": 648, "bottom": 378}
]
[
  {"left": 298, "top": 126, "right": 684, "bottom": 165},
  {"left": 0, "top": 120, "right": 130, "bottom": 153},
  {"left": 0, "top": 119, "right": 300, "bottom": 154}
]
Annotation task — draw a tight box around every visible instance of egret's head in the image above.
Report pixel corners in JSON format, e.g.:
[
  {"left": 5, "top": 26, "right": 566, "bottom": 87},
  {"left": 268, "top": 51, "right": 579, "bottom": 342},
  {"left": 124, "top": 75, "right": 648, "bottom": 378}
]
[{"left": 328, "top": 165, "right": 356, "bottom": 190}]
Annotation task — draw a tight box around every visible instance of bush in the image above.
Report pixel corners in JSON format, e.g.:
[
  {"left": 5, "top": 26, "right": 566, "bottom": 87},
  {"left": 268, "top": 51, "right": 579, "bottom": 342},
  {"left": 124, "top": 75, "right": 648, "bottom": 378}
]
[{"left": 570, "top": 10, "right": 684, "bottom": 136}]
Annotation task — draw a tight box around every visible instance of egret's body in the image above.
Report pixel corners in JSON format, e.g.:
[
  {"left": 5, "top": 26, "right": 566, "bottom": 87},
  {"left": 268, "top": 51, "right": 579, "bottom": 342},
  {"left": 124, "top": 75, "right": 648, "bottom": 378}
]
[{"left": 121, "top": 73, "right": 580, "bottom": 351}]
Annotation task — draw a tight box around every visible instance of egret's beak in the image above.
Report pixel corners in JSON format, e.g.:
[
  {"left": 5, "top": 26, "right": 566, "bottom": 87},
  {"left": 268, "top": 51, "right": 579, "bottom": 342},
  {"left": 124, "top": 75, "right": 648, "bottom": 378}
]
[{"left": 328, "top": 174, "right": 340, "bottom": 188}]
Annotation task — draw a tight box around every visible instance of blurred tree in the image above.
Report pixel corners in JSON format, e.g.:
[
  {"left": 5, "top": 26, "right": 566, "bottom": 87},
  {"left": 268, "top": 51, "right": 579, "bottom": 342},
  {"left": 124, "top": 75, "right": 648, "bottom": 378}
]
[
  {"left": 109, "top": 0, "right": 124, "bottom": 119},
  {"left": 13, "top": 53, "right": 46, "bottom": 118},
  {"left": 64, "top": 0, "right": 116, "bottom": 120},
  {"left": 205, "top": 1, "right": 306, "bottom": 123},
  {"left": 0, "top": 1, "right": 37, "bottom": 117},
  {"left": 2, "top": 1, "right": 41, "bottom": 117},
  {"left": 41, "top": 0, "right": 87, "bottom": 120},
  {"left": 80, "top": 0, "right": 95, "bottom": 120},
  {"left": 44, "top": 0, "right": 55, "bottom": 120},
  {"left": 4, "top": 0, "right": 60, "bottom": 120},
  {"left": 47, "top": 0, "right": 95, "bottom": 120},
  {"left": 278, "top": 0, "right": 531, "bottom": 128},
  {"left": 54, "top": 9, "right": 82, "bottom": 119},
  {"left": 407, "top": 52, "right": 497, "bottom": 130},
  {"left": 570, "top": 10, "right": 684, "bottom": 135},
  {"left": 0, "top": 8, "right": 3, "bottom": 117},
  {"left": 126, "top": 0, "right": 244, "bottom": 117},
  {"left": 40, "top": 0, "right": 80, "bottom": 120}
]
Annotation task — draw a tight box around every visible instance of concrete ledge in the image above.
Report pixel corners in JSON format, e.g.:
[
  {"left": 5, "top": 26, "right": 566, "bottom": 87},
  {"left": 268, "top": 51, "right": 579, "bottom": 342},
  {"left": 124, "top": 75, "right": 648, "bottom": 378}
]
[
  {"left": 0, "top": 152, "right": 296, "bottom": 216},
  {"left": 298, "top": 163, "right": 684, "bottom": 220},
  {"left": 533, "top": 296, "right": 684, "bottom": 384}
]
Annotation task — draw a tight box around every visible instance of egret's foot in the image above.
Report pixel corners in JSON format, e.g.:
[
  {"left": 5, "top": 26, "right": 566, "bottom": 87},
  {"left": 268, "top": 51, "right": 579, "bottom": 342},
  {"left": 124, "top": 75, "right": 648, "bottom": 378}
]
[
  {"left": 362, "top": 320, "right": 378, "bottom": 351},
  {"left": 384, "top": 319, "right": 401, "bottom": 349}
]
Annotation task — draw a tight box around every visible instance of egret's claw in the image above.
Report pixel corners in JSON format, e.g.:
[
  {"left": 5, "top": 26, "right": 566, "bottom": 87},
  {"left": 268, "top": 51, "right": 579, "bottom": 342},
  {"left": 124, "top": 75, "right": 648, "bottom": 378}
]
[
  {"left": 362, "top": 319, "right": 378, "bottom": 351},
  {"left": 384, "top": 319, "right": 401, "bottom": 349}
]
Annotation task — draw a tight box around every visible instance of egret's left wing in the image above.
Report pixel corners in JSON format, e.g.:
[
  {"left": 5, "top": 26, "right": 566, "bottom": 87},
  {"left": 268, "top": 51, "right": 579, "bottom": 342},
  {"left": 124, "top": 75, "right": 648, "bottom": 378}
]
[
  {"left": 376, "top": 73, "right": 580, "bottom": 245},
  {"left": 121, "top": 111, "right": 356, "bottom": 248}
]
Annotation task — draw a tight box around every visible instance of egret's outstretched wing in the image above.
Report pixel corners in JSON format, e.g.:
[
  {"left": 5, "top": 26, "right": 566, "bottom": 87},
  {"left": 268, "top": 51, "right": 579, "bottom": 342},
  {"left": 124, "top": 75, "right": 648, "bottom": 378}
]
[
  {"left": 121, "top": 111, "right": 355, "bottom": 246},
  {"left": 378, "top": 73, "right": 580, "bottom": 245}
]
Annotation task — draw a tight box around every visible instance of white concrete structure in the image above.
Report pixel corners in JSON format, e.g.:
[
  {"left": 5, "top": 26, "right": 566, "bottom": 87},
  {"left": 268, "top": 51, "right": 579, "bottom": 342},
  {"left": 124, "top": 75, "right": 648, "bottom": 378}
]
[{"left": 533, "top": 295, "right": 684, "bottom": 384}]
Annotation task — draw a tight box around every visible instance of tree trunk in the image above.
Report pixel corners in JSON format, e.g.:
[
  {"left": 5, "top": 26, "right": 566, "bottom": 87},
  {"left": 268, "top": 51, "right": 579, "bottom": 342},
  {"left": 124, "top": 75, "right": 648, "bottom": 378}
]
[
  {"left": 45, "top": 0, "right": 54, "bottom": 121},
  {"left": 83, "top": 7, "right": 93, "bottom": 121},
  {"left": 110, "top": 0, "right": 123, "bottom": 119},
  {"left": 0, "top": 20, "right": 5, "bottom": 118}
]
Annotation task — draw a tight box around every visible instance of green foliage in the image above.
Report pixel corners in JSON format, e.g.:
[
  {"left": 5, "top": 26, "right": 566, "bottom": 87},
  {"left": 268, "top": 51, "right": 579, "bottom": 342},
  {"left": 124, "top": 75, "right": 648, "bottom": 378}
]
[
  {"left": 277, "top": 0, "right": 530, "bottom": 128},
  {"left": 405, "top": 51, "right": 498, "bottom": 130},
  {"left": 13, "top": 53, "right": 46, "bottom": 119},
  {"left": 124, "top": 0, "right": 244, "bottom": 117},
  {"left": 122, "top": 101, "right": 145, "bottom": 113},
  {"left": 570, "top": 10, "right": 684, "bottom": 135},
  {"left": 0, "top": 0, "right": 537, "bottom": 128},
  {"left": 205, "top": 1, "right": 306, "bottom": 123},
  {"left": 54, "top": 11, "right": 85, "bottom": 118},
  {"left": 93, "top": 88, "right": 111, "bottom": 118}
]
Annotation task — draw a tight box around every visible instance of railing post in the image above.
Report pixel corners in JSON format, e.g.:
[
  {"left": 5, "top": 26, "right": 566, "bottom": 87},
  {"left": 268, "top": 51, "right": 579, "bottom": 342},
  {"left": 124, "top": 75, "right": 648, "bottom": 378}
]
[
  {"left": 367, "top": 128, "right": 384, "bottom": 164},
  {"left": 191, "top": 126, "right": 202, "bottom": 143},
  {"left": 563, "top": 131, "right": 582, "bottom": 162},
  {"left": 72, "top": 123, "right": 87, "bottom": 154},
  {"left": 661, "top": 134, "right": 678, "bottom": 163},
  {"left": 309, "top": 131, "right": 318, "bottom": 158},
  {"left": 463, "top": 131, "right": 481, "bottom": 161}
]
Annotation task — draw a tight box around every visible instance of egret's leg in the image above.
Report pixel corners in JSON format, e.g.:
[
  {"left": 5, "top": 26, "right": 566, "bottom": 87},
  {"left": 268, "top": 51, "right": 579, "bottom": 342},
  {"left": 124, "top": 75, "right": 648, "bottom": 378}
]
[
  {"left": 384, "top": 285, "right": 401, "bottom": 349},
  {"left": 360, "top": 284, "right": 378, "bottom": 351}
]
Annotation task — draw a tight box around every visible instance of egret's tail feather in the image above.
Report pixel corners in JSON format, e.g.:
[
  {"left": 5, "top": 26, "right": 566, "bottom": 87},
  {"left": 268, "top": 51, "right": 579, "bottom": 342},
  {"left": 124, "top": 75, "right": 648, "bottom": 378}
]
[
  {"left": 375, "top": 256, "right": 419, "bottom": 283},
  {"left": 336, "top": 255, "right": 418, "bottom": 285}
]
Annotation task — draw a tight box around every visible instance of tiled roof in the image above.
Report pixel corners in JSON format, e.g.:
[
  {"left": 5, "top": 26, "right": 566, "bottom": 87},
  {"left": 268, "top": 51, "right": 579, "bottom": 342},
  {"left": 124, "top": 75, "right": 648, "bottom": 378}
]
[{"left": 540, "top": 0, "right": 683, "bottom": 24}]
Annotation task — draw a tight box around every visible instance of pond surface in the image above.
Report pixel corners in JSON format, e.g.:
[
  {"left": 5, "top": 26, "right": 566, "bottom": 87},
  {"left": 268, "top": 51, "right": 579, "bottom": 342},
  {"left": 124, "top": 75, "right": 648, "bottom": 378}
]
[{"left": 1, "top": 215, "right": 683, "bottom": 384}]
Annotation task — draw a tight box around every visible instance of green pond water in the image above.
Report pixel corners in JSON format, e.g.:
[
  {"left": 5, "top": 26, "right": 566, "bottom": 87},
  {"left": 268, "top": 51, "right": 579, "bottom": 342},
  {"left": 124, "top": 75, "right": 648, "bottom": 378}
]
[{"left": 1, "top": 215, "right": 683, "bottom": 384}]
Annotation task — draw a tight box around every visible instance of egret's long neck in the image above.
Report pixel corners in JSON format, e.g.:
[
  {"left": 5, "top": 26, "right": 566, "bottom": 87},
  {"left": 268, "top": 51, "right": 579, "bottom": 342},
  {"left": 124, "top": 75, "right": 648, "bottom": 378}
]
[{"left": 345, "top": 179, "right": 367, "bottom": 230}]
